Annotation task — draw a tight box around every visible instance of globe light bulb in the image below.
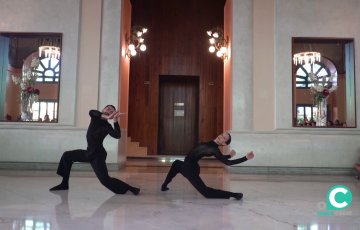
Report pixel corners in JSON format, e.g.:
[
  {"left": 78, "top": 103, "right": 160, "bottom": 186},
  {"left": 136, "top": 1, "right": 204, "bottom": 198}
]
[
  {"left": 131, "top": 50, "right": 137, "bottom": 56},
  {"left": 137, "top": 31, "right": 143, "bottom": 37},
  {"left": 209, "top": 38, "right": 215, "bottom": 44},
  {"left": 216, "top": 51, "right": 222, "bottom": 57},
  {"left": 207, "top": 30, "right": 212, "bottom": 36},
  {"left": 209, "top": 46, "right": 215, "bottom": 53},
  {"left": 142, "top": 28, "right": 148, "bottom": 33},
  {"left": 213, "top": 32, "right": 219, "bottom": 38},
  {"left": 220, "top": 47, "right": 227, "bottom": 53},
  {"left": 129, "top": 44, "right": 135, "bottom": 50},
  {"left": 140, "top": 38, "right": 144, "bottom": 43},
  {"left": 140, "top": 44, "right": 146, "bottom": 51}
]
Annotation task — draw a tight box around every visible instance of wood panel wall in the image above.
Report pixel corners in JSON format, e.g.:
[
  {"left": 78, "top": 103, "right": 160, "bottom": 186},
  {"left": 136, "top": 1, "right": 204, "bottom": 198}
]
[{"left": 128, "top": 0, "right": 225, "bottom": 155}]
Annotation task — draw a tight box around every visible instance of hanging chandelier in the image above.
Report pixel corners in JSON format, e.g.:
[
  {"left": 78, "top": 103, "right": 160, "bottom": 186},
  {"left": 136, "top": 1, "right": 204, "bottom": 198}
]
[
  {"left": 125, "top": 25, "right": 148, "bottom": 58},
  {"left": 39, "top": 38, "right": 61, "bottom": 59},
  {"left": 207, "top": 26, "right": 228, "bottom": 61},
  {"left": 293, "top": 52, "right": 321, "bottom": 66}
]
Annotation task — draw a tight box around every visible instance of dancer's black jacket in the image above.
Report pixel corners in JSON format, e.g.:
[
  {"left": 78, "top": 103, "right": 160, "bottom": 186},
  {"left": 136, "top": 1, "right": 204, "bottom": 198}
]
[
  {"left": 55, "top": 110, "right": 133, "bottom": 194},
  {"left": 162, "top": 141, "right": 248, "bottom": 199},
  {"left": 86, "top": 110, "right": 121, "bottom": 159},
  {"left": 185, "top": 141, "right": 248, "bottom": 165}
]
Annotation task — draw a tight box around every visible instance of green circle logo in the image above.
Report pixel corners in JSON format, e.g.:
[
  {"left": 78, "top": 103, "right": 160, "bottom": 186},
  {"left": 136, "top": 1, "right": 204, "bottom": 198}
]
[{"left": 327, "top": 185, "right": 352, "bottom": 210}]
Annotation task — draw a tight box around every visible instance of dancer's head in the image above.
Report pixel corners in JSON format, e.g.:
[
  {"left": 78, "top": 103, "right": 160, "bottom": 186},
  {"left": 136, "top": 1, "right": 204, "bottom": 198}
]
[
  {"left": 327, "top": 121, "right": 334, "bottom": 127},
  {"left": 102, "top": 105, "right": 116, "bottom": 116},
  {"left": 215, "top": 132, "right": 231, "bottom": 146}
]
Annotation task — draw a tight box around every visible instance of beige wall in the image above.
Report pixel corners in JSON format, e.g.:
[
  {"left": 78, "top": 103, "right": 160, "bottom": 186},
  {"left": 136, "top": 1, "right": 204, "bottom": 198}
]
[
  {"left": 36, "top": 84, "right": 59, "bottom": 100},
  {"left": 119, "top": 0, "right": 131, "bottom": 129},
  {"left": 223, "top": 0, "right": 233, "bottom": 132},
  {"left": 253, "top": 0, "right": 275, "bottom": 131},
  {"left": 76, "top": 0, "right": 102, "bottom": 128}
]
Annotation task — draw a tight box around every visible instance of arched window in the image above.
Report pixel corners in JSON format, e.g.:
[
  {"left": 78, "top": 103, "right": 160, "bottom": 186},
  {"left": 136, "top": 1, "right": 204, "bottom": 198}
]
[
  {"left": 35, "top": 58, "right": 60, "bottom": 83},
  {"left": 296, "top": 62, "right": 331, "bottom": 88}
]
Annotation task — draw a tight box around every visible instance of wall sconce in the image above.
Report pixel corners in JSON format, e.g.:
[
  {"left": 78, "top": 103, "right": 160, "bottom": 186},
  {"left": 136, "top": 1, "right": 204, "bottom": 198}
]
[
  {"left": 207, "top": 27, "right": 228, "bottom": 61},
  {"left": 125, "top": 25, "right": 148, "bottom": 58}
]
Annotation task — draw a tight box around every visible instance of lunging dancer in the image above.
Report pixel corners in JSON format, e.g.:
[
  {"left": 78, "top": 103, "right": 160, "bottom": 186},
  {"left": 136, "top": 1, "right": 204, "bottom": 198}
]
[
  {"left": 50, "top": 105, "right": 140, "bottom": 195},
  {"left": 161, "top": 132, "right": 254, "bottom": 200}
]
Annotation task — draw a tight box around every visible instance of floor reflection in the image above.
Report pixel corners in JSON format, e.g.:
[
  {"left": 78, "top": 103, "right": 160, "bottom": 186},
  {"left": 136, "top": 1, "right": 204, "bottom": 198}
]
[
  {"left": 51, "top": 191, "right": 123, "bottom": 230},
  {"left": 12, "top": 219, "right": 51, "bottom": 230},
  {"left": 297, "top": 223, "right": 359, "bottom": 230}
]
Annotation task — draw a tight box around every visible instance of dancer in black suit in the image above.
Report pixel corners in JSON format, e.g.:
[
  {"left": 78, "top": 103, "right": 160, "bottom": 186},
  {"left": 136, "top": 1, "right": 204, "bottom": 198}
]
[
  {"left": 161, "top": 133, "right": 254, "bottom": 200},
  {"left": 50, "top": 105, "right": 139, "bottom": 195}
]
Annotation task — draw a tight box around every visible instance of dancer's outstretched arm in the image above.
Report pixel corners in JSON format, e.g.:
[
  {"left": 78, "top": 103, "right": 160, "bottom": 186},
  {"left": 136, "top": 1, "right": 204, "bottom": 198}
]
[
  {"left": 89, "top": 110, "right": 117, "bottom": 120},
  {"left": 212, "top": 149, "right": 254, "bottom": 166},
  {"left": 89, "top": 110, "right": 102, "bottom": 118}
]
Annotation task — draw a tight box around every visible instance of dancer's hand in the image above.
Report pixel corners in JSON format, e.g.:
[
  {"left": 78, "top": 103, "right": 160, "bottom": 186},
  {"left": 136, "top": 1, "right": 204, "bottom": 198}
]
[
  {"left": 246, "top": 151, "right": 254, "bottom": 160},
  {"left": 229, "top": 150, "right": 236, "bottom": 158},
  {"left": 113, "top": 112, "right": 125, "bottom": 122},
  {"left": 102, "top": 111, "right": 118, "bottom": 120}
]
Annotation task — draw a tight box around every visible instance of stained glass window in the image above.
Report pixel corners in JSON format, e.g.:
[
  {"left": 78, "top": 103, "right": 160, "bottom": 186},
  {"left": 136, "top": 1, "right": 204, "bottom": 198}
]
[
  {"left": 295, "top": 62, "right": 330, "bottom": 88},
  {"left": 35, "top": 58, "right": 59, "bottom": 83}
]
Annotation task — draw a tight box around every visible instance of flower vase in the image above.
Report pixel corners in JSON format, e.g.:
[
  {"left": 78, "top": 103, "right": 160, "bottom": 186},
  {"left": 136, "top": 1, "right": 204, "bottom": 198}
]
[
  {"left": 21, "top": 93, "right": 33, "bottom": 121},
  {"left": 316, "top": 98, "right": 327, "bottom": 126}
]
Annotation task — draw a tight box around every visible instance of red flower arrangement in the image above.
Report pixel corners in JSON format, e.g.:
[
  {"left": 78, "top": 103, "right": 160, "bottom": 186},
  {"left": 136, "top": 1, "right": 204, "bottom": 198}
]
[
  {"left": 34, "top": 89, "right": 40, "bottom": 95},
  {"left": 27, "top": 87, "right": 35, "bottom": 94},
  {"left": 322, "top": 89, "right": 329, "bottom": 96}
]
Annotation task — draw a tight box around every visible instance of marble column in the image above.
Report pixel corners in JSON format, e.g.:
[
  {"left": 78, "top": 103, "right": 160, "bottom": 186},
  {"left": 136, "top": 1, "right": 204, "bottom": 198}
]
[
  {"left": 98, "top": 0, "right": 123, "bottom": 164},
  {"left": 231, "top": 0, "right": 253, "bottom": 131},
  {"left": 76, "top": 0, "right": 102, "bottom": 127},
  {"left": 98, "top": 0, "right": 121, "bottom": 110}
]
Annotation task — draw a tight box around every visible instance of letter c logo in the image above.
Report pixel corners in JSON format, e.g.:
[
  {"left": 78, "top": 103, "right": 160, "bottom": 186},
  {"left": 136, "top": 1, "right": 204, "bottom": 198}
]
[
  {"left": 329, "top": 188, "right": 348, "bottom": 208},
  {"left": 327, "top": 185, "right": 352, "bottom": 210}
]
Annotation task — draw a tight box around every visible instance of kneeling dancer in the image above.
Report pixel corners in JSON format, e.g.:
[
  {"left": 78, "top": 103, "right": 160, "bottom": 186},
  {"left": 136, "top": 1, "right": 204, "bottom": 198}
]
[
  {"left": 161, "top": 132, "right": 254, "bottom": 200},
  {"left": 50, "top": 105, "right": 140, "bottom": 195}
]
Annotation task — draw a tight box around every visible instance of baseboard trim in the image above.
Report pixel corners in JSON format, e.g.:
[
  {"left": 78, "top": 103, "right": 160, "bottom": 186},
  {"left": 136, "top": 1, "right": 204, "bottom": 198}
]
[
  {"left": 229, "top": 166, "right": 358, "bottom": 175},
  {"left": 0, "top": 162, "right": 125, "bottom": 171}
]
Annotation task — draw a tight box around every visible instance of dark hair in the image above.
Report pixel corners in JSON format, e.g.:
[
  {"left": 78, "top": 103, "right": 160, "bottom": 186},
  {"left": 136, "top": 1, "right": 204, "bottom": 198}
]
[
  {"left": 225, "top": 133, "right": 231, "bottom": 145},
  {"left": 105, "top": 105, "right": 116, "bottom": 111}
]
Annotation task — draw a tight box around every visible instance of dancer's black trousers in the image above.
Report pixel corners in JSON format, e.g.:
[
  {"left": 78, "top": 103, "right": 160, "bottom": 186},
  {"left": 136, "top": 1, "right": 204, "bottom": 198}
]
[
  {"left": 163, "top": 160, "right": 233, "bottom": 199},
  {"left": 57, "top": 149, "right": 132, "bottom": 194}
]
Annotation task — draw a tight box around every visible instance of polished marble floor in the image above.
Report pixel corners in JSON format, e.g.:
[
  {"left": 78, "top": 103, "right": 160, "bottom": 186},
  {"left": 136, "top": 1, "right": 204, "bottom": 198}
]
[{"left": 1, "top": 167, "right": 360, "bottom": 230}]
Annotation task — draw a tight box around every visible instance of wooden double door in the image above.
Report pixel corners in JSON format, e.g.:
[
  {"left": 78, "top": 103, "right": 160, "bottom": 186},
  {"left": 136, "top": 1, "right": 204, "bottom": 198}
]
[{"left": 158, "top": 76, "right": 199, "bottom": 155}]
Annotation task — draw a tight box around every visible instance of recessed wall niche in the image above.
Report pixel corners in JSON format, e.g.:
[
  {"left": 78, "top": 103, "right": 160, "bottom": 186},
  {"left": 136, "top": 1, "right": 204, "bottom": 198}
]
[
  {"left": 292, "top": 37, "right": 356, "bottom": 128},
  {"left": 0, "top": 32, "right": 62, "bottom": 123}
]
